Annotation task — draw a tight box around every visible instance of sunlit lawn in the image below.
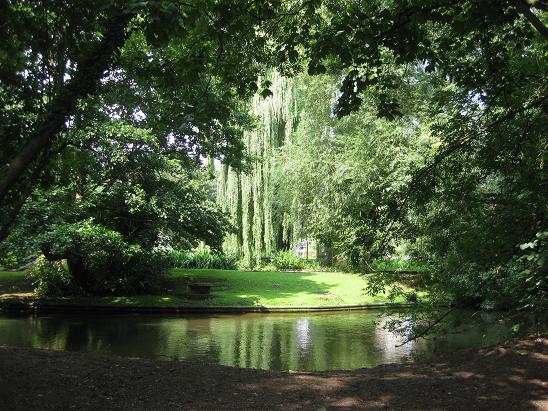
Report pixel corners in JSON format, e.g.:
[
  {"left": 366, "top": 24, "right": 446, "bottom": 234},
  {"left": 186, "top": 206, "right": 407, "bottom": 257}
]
[{"left": 0, "top": 269, "right": 417, "bottom": 307}]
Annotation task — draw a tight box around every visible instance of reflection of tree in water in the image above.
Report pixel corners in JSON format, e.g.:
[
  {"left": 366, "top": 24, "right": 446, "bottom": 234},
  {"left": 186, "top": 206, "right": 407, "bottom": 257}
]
[
  {"left": 0, "top": 316, "right": 67, "bottom": 350},
  {"left": 375, "top": 316, "right": 416, "bottom": 364},
  {"left": 204, "top": 313, "right": 399, "bottom": 371},
  {"left": 0, "top": 311, "right": 538, "bottom": 371},
  {"left": 0, "top": 313, "right": 395, "bottom": 370}
]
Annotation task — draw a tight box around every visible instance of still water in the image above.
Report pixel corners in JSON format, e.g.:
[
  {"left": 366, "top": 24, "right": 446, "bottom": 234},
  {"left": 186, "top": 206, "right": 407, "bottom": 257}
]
[{"left": 0, "top": 310, "right": 541, "bottom": 371}]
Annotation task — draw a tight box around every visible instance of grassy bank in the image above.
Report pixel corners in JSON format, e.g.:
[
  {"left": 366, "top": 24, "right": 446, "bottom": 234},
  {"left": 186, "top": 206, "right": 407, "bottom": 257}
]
[
  {"left": 0, "top": 270, "right": 31, "bottom": 294},
  {"left": 0, "top": 268, "right": 415, "bottom": 308}
]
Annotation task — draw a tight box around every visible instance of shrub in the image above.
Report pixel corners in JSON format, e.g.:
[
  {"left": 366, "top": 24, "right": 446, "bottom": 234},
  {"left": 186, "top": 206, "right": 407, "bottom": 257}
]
[
  {"left": 271, "top": 251, "right": 305, "bottom": 270},
  {"left": 39, "top": 220, "right": 168, "bottom": 295},
  {"left": 0, "top": 251, "right": 19, "bottom": 270},
  {"left": 371, "top": 258, "right": 429, "bottom": 272},
  {"left": 515, "top": 231, "right": 548, "bottom": 312},
  {"left": 28, "top": 256, "right": 73, "bottom": 296},
  {"left": 169, "top": 249, "right": 237, "bottom": 270},
  {"left": 118, "top": 250, "right": 171, "bottom": 293}
]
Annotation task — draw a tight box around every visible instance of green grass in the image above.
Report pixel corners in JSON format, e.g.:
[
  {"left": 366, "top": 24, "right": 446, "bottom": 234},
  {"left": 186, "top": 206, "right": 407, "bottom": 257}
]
[
  {"left": 82, "top": 269, "right": 414, "bottom": 307},
  {"left": 0, "top": 270, "right": 32, "bottom": 294},
  {"left": 0, "top": 268, "right": 417, "bottom": 307}
]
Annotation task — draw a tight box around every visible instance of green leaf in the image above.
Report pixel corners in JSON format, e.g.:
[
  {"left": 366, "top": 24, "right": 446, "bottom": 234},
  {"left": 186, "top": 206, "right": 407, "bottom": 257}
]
[{"left": 261, "top": 88, "right": 273, "bottom": 99}]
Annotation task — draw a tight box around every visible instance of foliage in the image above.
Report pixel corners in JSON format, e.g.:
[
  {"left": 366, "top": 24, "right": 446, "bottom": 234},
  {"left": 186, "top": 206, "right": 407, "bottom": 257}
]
[
  {"left": 370, "top": 258, "right": 429, "bottom": 273},
  {"left": 271, "top": 251, "right": 306, "bottom": 271},
  {"left": 0, "top": 251, "right": 19, "bottom": 270},
  {"left": 0, "top": 0, "right": 311, "bottom": 259},
  {"left": 169, "top": 249, "right": 237, "bottom": 270},
  {"left": 69, "top": 121, "right": 230, "bottom": 251},
  {"left": 281, "top": 0, "right": 547, "bottom": 312},
  {"left": 269, "top": 58, "right": 546, "bottom": 312},
  {"left": 2, "top": 121, "right": 231, "bottom": 294},
  {"left": 28, "top": 256, "right": 72, "bottom": 296},
  {"left": 280, "top": 0, "right": 544, "bottom": 118},
  {"left": 516, "top": 231, "right": 548, "bottom": 311},
  {"left": 39, "top": 220, "right": 168, "bottom": 294},
  {"left": 0, "top": 0, "right": 306, "bottom": 200},
  {"left": 1, "top": 0, "right": 546, "bottom": 313},
  {"left": 216, "top": 71, "right": 298, "bottom": 267},
  {"left": 272, "top": 74, "right": 434, "bottom": 267}
]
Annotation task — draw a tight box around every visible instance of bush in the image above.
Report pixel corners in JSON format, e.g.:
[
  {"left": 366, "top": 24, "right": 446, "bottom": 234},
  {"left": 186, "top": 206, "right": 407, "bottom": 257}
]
[
  {"left": 271, "top": 251, "right": 305, "bottom": 270},
  {"left": 29, "top": 256, "right": 73, "bottom": 296},
  {"left": 169, "top": 249, "right": 237, "bottom": 270},
  {"left": 0, "top": 251, "right": 19, "bottom": 270},
  {"left": 39, "top": 220, "right": 168, "bottom": 295},
  {"left": 371, "top": 258, "right": 429, "bottom": 272},
  {"left": 118, "top": 250, "right": 171, "bottom": 293}
]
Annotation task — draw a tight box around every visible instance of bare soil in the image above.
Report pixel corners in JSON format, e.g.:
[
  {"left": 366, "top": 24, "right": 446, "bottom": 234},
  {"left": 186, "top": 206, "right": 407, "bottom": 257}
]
[{"left": 0, "top": 337, "right": 546, "bottom": 410}]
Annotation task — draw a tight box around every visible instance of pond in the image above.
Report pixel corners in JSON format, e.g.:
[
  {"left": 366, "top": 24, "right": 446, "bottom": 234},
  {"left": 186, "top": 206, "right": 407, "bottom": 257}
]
[{"left": 0, "top": 310, "right": 542, "bottom": 371}]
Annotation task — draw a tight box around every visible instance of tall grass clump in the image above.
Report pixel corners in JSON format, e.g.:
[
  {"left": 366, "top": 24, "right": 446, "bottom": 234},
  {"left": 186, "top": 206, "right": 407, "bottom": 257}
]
[{"left": 170, "top": 249, "right": 237, "bottom": 270}]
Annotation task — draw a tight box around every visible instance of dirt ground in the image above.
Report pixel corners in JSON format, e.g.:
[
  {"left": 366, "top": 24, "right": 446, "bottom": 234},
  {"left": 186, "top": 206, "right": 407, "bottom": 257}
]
[{"left": 0, "top": 337, "right": 546, "bottom": 410}]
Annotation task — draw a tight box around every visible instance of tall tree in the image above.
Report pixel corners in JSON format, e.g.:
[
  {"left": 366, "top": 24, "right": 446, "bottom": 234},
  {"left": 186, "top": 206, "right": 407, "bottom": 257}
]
[
  {"left": 0, "top": 0, "right": 312, "bottom": 241},
  {"left": 216, "top": 71, "right": 298, "bottom": 267}
]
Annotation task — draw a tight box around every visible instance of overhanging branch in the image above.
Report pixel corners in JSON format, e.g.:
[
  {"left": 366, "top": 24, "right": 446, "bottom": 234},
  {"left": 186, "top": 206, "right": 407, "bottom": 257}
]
[{"left": 511, "top": 0, "right": 548, "bottom": 39}]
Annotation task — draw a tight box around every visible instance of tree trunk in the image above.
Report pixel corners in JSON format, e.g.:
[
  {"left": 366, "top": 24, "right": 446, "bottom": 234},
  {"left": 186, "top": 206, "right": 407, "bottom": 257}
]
[
  {"left": 66, "top": 255, "right": 89, "bottom": 293},
  {"left": 42, "top": 245, "right": 89, "bottom": 293}
]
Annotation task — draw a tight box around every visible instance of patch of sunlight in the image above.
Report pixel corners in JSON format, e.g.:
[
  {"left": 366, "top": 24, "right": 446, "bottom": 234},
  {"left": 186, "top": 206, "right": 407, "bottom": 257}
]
[{"left": 109, "top": 296, "right": 143, "bottom": 305}]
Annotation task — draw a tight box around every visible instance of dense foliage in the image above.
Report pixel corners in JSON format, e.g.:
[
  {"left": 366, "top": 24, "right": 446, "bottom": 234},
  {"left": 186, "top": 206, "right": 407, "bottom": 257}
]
[
  {"left": 169, "top": 248, "right": 237, "bottom": 270},
  {"left": 28, "top": 256, "right": 72, "bottom": 296},
  {"left": 38, "top": 220, "right": 170, "bottom": 294},
  {"left": 1, "top": 0, "right": 546, "bottom": 311},
  {"left": 271, "top": 251, "right": 306, "bottom": 271}
]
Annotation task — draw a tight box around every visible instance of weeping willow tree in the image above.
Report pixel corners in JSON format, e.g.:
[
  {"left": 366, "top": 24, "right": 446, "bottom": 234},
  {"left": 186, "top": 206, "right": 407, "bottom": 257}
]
[{"left": 216, "top": 71, "right": 300, "bottom": 267}]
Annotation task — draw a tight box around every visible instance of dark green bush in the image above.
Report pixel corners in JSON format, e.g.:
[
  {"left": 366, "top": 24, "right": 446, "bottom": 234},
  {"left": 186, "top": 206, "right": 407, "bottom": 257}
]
[
  {"left": 271, "top": 251, "right": 305, "bottom": 270},
  {"left": 39, "top": 220, "right": 168, "bottom": 295},
  {"left": 120, "top": 250, "right": 171, "bottom": 293}
]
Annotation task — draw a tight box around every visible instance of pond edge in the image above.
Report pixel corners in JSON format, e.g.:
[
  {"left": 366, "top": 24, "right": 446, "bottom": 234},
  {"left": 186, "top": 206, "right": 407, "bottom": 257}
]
[{"left": 0, "top": 297, "right": 417, "bottom": 314}]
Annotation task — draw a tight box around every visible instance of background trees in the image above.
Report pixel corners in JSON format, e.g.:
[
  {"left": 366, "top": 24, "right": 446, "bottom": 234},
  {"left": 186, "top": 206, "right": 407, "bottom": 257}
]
[
  {"left": 1, "top": 0, "right": 546, "bottom": 308},
  {"left": 0, "top": 0, "right": 307, "bottom": 240},
  {"left": 0, "top": 0, "right": 310, "bottom": 291},
  {"left": 213, "top": 0, "right": 547, "bottom": 310}
]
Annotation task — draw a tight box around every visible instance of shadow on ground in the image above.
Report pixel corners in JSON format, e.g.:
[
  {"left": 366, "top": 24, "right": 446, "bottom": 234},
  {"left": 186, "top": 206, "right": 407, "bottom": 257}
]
[
  {"left": 0, "top": 338, "right": 546, "bottom": 410},
  {"left": 0, "top": 274, "right": 33, "bottom": 294}
]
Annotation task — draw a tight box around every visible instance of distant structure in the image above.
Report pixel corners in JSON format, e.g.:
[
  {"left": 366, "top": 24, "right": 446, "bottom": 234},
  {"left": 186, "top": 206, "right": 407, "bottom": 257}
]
[{"left": 295, "top": 239, "right": 316, "bottom": 260}]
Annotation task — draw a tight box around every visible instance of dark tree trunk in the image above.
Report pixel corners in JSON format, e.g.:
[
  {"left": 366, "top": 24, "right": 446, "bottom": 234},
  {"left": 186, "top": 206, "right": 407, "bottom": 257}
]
[
  {"left": 66, "top": 255, "right": 88, "bottom": 292},
  {"left": 511, "top": 0, "right": 548, "bottom": 40},
  {"left": 42, "top": 244, "right": 89, "bottom": 293}
]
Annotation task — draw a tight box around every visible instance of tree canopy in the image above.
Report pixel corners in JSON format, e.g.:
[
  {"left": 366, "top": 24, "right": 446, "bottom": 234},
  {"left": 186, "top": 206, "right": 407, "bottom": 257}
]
[{"left": 0, "top": 0, "right": 546, "bottom": 308}]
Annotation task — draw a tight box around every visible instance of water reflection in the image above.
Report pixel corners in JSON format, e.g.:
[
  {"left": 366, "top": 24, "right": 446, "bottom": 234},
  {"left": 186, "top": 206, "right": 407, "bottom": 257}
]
[{"left": 0, "top": 310, "right": 541, "bottom": 371}]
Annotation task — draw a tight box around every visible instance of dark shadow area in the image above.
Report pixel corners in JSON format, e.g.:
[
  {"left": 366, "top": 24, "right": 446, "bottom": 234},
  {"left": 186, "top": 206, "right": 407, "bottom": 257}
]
[
  {"left": 245, "top": 338, "right": 548, "bottom": 410},
  {"left": 0, "top": 338, "right": 546, "bottom": 410},
  {"left": 0, "top": 274, "right": 33, "bottom": 294}
]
